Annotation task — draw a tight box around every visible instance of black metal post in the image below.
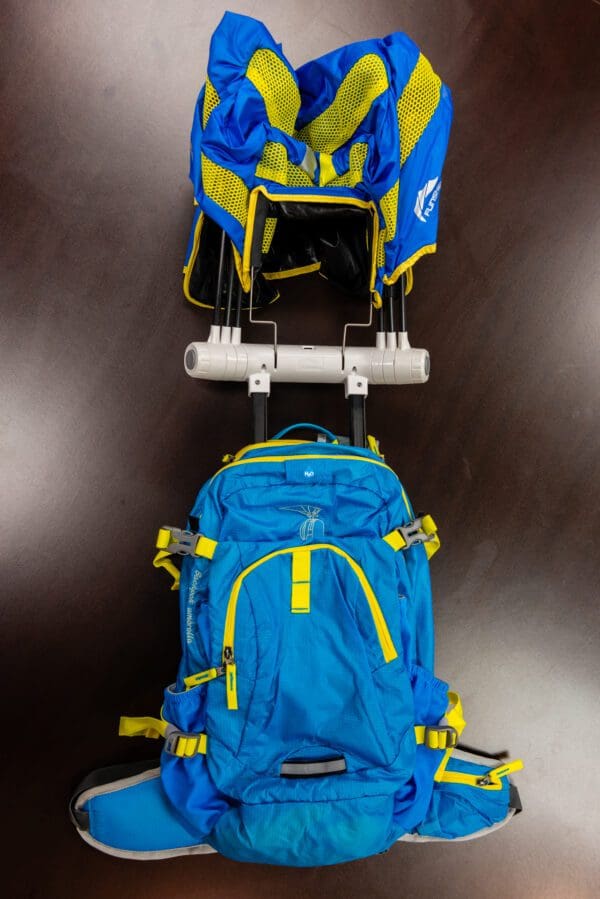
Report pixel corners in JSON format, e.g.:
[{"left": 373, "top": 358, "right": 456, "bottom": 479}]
[
  {"left": 212, "top": 229, "right": 227, "bottom": 327},
  {"left": 348, "top": 395, "right": 367, "bottom": 448}
]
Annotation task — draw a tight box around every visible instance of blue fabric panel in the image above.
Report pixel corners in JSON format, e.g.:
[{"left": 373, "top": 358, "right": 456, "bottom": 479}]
[{"left": 86, "top": 774, "right": 201, "bottom": 852}]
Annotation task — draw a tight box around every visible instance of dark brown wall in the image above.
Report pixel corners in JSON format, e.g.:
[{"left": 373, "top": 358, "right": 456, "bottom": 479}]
[{"left": 1, "top": 2, "right": 599, "bottom": 897}]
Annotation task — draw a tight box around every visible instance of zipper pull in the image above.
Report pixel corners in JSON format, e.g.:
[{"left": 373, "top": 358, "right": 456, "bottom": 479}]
[{"left": 223, "top": 646, "right": 238, "bottom": 711}]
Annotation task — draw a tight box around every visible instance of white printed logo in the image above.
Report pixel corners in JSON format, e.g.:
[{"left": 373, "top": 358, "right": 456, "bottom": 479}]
[
  {"left": 281, "top": 505, "right": 325, "bottom": 542},
  {"left": 414, "top": 177, "right": 441, "bottom": 223}
]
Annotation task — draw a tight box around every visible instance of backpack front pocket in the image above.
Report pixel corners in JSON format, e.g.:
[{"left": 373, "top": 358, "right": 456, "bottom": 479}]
[{"left": 209, "top": 543, "right": 412, "bottom": 786}]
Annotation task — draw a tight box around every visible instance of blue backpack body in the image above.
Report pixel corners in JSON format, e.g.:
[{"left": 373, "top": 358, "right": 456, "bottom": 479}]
[{"left": 71, "top": 435, "right": 522, "bottom": 865}]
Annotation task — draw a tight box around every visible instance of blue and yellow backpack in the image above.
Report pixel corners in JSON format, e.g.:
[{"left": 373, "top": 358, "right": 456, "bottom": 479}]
[{"left": 70, "top": 427, "right": 522, "bottom": 865}]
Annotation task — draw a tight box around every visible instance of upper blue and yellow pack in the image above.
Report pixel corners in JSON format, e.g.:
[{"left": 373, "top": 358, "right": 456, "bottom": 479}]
[
  {"left": 182, "top": 12, "right": 453, "bottom": 309},
  {"left": 71, "top": 430, "right": 523, "bottom": 864}
]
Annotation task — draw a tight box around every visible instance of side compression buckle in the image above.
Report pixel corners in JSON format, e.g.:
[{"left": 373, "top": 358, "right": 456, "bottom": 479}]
[
  {"left": 156, "top": 526, "right": 217, "bottom": 559},
  {"left": 153, "top": 526, "right": 218, "bottom": 591},
  {"left": 164, "top": 729, "right": 208, "bottom": 758},
  {"left": 383, "top": 515, "right": 440, "bottom": 559},
  {"left": 423, "top": 725, "right": 458, "bottom": 750}
]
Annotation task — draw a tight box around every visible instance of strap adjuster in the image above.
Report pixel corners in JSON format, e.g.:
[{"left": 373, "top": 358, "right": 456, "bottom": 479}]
[
  {"left": 423, "top": 725, "right": 458, "bottom": 750},
  {"left": 157, "top": 526, "right": 201, "bottom": 556},
  {"left": 398, "top": 516, "right": 436, "bottom": 550},
  {"left": 164, "top": 728, "right": 207, "bottom": 758}
]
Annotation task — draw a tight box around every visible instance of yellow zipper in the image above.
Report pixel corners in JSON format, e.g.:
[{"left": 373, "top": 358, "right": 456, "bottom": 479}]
[{"left": 222, "top": 544, "right": 398, "bottom": 710}]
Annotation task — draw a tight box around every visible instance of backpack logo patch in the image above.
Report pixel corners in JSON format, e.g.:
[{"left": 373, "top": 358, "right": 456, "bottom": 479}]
[
  {"left": 281, "top": 505, "right": 325, "bottom": 542},
  {"left": 414, "top": 177, "right": 441, "bottom": 223}
]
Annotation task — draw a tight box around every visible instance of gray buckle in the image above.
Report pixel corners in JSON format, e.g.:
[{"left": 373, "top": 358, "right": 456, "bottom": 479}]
[
  {"left": 398, "top": 516, "right": 435, "bottom": 549},
  {"left": 423, "top": 725, "right": 458, "bottom": 749},
  {"left": 163, "top": 526, "right": 200, "bottom": 556},
  {"left": 163, "top": 728, "right": 187, "bottom": 756}
]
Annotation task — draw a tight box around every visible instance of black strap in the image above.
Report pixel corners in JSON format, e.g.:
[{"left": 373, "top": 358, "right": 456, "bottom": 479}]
[{"left": 69, "top": 758, "right": 159, "bottom": 831}]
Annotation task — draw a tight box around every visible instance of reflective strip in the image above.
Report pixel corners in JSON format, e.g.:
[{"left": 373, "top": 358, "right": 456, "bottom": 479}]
[
  {"left": 440, "top": 759, "right": 524, "bottom": 791},
  {"left": 281, "top": 757, "right": 346, "bottom": 777}
]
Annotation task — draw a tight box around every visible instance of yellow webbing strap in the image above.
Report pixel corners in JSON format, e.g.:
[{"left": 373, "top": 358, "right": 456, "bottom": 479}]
[
  {"left": 291, "top": 548, "right": 311, "bottom": 613},
  {"left": 434, "top": 691, "right": 465, "bottom": 782},
  {"left": 153, "top": 550, "right": 181, "bottom": 591},
  {"left": 153, "top": 527, "right": 218, "bottom": 591},
  {"left": 420, "top": 515, "right": 440, "bottom": 560},
  {"left": 383, "top": 515, "right": 440, "bottom": 559},
  {"left": 118, "top": 715, "right": 168, "bottom": 740},
  {"left": 119, "top": 716, "right": 207, "bottom": 758},
  {"left": 440, "top": 759, "right": 524, "bottom": 791},
  {"left": 184, "top": 667, "right": 223, "bottom": 689}
]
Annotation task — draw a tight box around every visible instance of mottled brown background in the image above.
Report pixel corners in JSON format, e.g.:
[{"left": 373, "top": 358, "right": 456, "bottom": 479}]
[{"left": 1, "top": 1, "right": 599, "bottom": 897}]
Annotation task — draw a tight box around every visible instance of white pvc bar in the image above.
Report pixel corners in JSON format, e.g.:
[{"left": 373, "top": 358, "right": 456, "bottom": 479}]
[{"left": 184, "top": 340, "right": 430, "bottom": 385}]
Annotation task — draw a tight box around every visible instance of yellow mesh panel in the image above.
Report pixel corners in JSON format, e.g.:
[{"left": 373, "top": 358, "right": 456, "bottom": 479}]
[
  {"left": 262, "top": 216, "right": 277, "bottom": 253},
  {"left": 376, "top": 179, "right": 399, "bottom": 267},
  {"left": 256, "top": 142, "right": 288, "bottom": 184},
  {"left": 286, "top": 163, "right": 313, "bottom": 186},
  {"left": 201, "top": 154, "right": 248, "bottom": 226},
  {"left": 330, "top": 142, "right": 369, "bottom": 188},
  {"left": 246, "top": 49, "right": 301, "bottom": 133},
  {"left": 397, "top": 53, "right": 441, "bottom": 165},
  {"left": 296, "top": 54, "right": 388, "bottom": 154},
  {"left": 256, "top": 142, "right": 313, "bottom": 187},
  {"left": 202, "top": 77, "right": 220, "bottom": 128}
]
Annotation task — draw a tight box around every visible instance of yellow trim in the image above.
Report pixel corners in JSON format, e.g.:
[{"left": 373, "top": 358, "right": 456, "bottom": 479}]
[
  {"left": 400, "top": 488, "right": 412, "bottom": 518},
  {"left": 383, "top": 244, "right": 437, "bottom": 286},
  {"left": 183, "top": 211, "right": 215, "bottom": 310},
  {"left": 440, "top": 760, "right": 524, "bottom": 791},
  {"left": 223, "top": 543, "right": 397, "bottom": 709},
  {"left": 212, "top": 452, "right": 394, "bottom": 483},
  {"left": 184, "top": 667, "right": 223, "bottom": 689},
  {"left": 242, "top": 186, "right": 379, "bottom": 295},
  {"left": 263, "top": 262, "right": 321, "bottom": 281}
]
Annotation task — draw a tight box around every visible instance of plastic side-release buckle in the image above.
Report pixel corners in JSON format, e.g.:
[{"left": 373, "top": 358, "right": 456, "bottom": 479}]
[
  {"left": 397, "top": 517, "right": 433, "bottom": 549},
  {"left": 164, "top": 729, "right": 207, "bottom": 758},
  {"left": 157, "top": 526, "right": 200, "bottom": 556}
]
